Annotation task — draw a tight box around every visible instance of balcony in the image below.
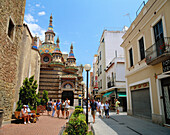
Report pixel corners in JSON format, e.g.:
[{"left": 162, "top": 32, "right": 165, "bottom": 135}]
[
  {"left": 146, "top": 37, "right": 170, "bottom": 65},
  {"left": 107, "top": 81, "right": 114, "bottom": 88}
]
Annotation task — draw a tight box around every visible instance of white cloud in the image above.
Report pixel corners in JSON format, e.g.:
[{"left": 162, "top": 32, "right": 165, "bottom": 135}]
[
  {"left": 24, "top": 14, "right": 35, "bottom": 23},
  {"left": 38, "top": 11, "right": 46, "bottom": 16},
  {"left": 24, "top": 14, "right": 46, "bottom": 42},
  {"left": 62, "top": 51, "right": 68, "bottom": 54},
  {"left": 36, "top": 4, "right": 40, "bottom": 7}
]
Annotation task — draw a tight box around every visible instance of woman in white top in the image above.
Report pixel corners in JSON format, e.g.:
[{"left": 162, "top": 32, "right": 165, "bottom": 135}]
[
  {"left": 52, "top": 100, "right": 56, "bottom": 117},
  {"left": 104, "top": 101, "right": 110, "bottom": 118},
  {"left": 99, "top": 101, "right": 104, "bottom": 119},
  {"left": 21, "top": 105, "right": 31, "bottom": 124},
  {"left": 65, "top": 98, "right": 70, "bottom": 119}
]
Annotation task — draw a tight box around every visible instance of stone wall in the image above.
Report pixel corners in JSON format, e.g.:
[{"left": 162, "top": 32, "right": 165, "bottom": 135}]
[
  {"left": 14, "top": 24, "right": 40, "bottom": 112},
  {"left": 0, "top": 0, "right": 26, "bottom": 122}
]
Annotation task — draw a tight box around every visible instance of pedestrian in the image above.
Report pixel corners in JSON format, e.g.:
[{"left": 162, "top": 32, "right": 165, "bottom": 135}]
[
  {"left": 52, "top": 100, "right": 56, "bottom": 117},
  {"left": 56, "top": 99, "right": 61, "bottom": 118},
  {"left": 88, "top": 100, "right": 90, "bottom": 112},
  {"left": 47, "top": 98, "right": 52, "bottom": 116},
  {"left": 65, "top": 98, "right": 70, "bottom": 119},
  {"left": 99, "top": 101, "right": 104, "bottom": 119},
  {"left": 61, "top": 100, "right": 65, "bottom": 118},
  {"left": 97, "top": 99, "right": 101, "bottom": 116},
  {"left": 115, "top": 99, "right": 120, "bottom": 114},
  {"left": 104, "top": 101, "right": 110, "bottom": 118},
  {"left": 90, "top": 99, "right": 97, "bottom": 123}
]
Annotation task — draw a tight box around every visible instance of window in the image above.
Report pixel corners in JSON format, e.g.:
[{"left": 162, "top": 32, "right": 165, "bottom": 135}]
[
  {"left": 43, "top": 56, "right": 49, "bottom": 62},
  {"left": 48, "top": 35, "right": 50, "bottom": 40},
  {"left": 100, "top": 51, "right": 101, "bottom": 60},
  {"left": 129, "top": 48, "right": 134, "bottom": 67},
  {"left": 153, "top": 19, "right": 164, "bottom": 42},
  {"left": 100, "top": 65, "right": 102, "bottom": 74},
  {"left": 98, "top": 56, "right": 99, "bottom": 64},
  {"left": 100, "top": 80, "right": 102, "bottom": 89},
  {"left": 8, "top": 18, "right": 15, "bottom": 39},
  {"left": 139, "top": 37, "right": 145, "bottom": 60},
  {"left": 102, "top": 38, "right": 104, "bottom": 43}
]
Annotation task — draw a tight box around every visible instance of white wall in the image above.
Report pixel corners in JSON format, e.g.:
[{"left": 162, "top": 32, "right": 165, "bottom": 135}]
[{"left": 105, "top": 31, "right": 125, "bottom": 66}]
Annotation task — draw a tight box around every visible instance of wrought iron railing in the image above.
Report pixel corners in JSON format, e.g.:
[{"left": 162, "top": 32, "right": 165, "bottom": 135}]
[{"left": 146, "top": 37, "right": 170, "bottom": 64}]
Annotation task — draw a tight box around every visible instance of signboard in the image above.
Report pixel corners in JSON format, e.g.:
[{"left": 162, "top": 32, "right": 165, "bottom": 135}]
[{"left": 162, "top": 59, "right": 170, "bottom": 73}]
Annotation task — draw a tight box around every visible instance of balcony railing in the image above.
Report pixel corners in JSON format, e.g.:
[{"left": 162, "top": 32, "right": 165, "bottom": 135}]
[
  {"left": 146, "top": 37, "right": 170, "bottom": 65},
  {"left": 107, "top": 81, "right": 114, "bottom": 88}
]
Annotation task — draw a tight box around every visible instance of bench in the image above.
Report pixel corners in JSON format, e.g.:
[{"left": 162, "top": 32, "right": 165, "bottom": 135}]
[{"left": 37, "top": 105, "right": 46, "bottom": 115}]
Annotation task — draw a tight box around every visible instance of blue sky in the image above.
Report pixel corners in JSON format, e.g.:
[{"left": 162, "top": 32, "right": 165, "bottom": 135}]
[{"left": 24, "top": 0, "right": 148, "bottom": 77}]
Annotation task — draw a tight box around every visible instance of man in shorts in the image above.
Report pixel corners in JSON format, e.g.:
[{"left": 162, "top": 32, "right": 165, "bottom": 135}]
[
  {"left": 115, "top": 99, "right": 120, "bottom": 114},
  {"left": 90, "top": 99, "right": 97, "bottom": 123},
  {"left": 65, "top": 98, "right": 70, "bottom": 119}
]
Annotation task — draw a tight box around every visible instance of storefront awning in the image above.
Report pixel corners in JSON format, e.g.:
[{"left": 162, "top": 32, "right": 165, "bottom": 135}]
[
  {"left": 103, "top": 91, "right": 113, "bottom": 97},
  {"left": 118, "top": 92, "right": 126, "bottom": 97}
]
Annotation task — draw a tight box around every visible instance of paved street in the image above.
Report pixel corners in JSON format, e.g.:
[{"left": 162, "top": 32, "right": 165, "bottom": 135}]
[
  {"left": 90, "top": 111, "right": 170, "bottom": 135},
  {"left": 0, "top": 109, "right": 73, "bottom": 135}
]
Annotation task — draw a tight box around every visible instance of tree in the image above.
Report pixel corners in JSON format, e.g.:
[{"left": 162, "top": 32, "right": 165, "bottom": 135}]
[
  {"left": 40, "top": 90, "right": 49, "bottom": 106},
  {"left": 16, "top": 76, "right": 38, "bottom": 111}
]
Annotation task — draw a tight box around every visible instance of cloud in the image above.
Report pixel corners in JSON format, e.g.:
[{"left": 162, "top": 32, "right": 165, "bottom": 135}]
[
  {"left": 62, "top": 51, "right": 68, "bottom": 54},
  {"left": 38, "top": 11, "right": 46, "bottom": 16},
  {"left": 24, "top": 14, "right": 46, "bottom": 42},
  {"left": 25, "top": 14, "right": 36, "bottom": 23},
  {"left": 36, "top": 4, "right": 40, "bottom": 7}
]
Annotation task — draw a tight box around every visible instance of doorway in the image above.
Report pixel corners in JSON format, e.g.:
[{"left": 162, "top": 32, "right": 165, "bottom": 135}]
[
  {"left": 161, "top": 77, "right": 170, "bottom": 124},
  {"left": 62, "top": 91, "right": 74, "bottom": 106}
]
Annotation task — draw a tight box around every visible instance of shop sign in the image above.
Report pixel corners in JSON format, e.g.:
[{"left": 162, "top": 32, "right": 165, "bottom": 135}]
[
  {"left": 162, "top": 59, "right": 170, "bottom": 72},
  {"left": 130, "top": 82, "right": 149, "bottom": 90}
]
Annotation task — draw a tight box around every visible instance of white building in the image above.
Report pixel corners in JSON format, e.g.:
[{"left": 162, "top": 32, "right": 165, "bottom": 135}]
[{"left": 97, "top": 30, "right": 125, "bottom": 96}]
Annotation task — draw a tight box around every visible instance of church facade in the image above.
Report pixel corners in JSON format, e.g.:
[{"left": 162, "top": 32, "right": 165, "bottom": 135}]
[{"left": 33, "top": 15, "right": 83, "bottom": 106}]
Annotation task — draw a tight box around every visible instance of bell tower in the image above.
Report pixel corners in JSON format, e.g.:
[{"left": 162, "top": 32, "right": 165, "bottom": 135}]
[{"left": 45, "top": 14, "right": 55, "bottom": 44}]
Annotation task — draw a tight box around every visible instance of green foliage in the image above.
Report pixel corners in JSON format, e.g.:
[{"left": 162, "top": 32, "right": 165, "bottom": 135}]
[
  {"left": 65, "top": 108, "right": 87, "bottom": 135},
  {"left": 75, "top": 106, "right": 82, "bottom": 109},
  {"left": 65, "top": 118, "right": 87, "bottom": 135},
  {"left": 40, "top": 90, "right": 49, "bottom": 105},
  {"left": 16, "top": 76, "right": 39, "bottom": 111},
  {"left": 73, "top": 108, "right": 83, "bottom": 117}
]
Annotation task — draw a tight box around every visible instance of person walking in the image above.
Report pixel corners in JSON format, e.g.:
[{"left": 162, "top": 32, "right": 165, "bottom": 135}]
[
  {"left": 99, "top": 101, "right": 104, "bottom": 119},
  {"left": 47, "top": 98, "right": 52, "bottom": 116},
  {"left": 65, "top": 98, "right": 70, "bottom": 119},
  {"left": 52, "top": 100, "right": 56, "bottom": 117},
  {"left": 115, "top": 99, "right": 120, "bottom": 114},
  {"left": 56, "top": 99, "right": 61, "bottom": 118},
  {"left": 104, "top": 101, "right": 110, "bottom": 118},
  {"left": 97, "top": 99, "right": 101, "bottom": 116},
  {"left": 61, "top": 100, "right": 65, "bottom": 118},
  {"left": 90, "top": 99, "right": 97, "bottom": 123}
]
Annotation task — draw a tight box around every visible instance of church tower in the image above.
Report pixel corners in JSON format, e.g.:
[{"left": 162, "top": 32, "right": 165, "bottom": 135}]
[
  {"left": 52, "top": 37, "right": 63, "bottom": 63},
  {"left": 67, "top": 44, "right": 76, "bottom": 67},
  {"left": 45, "top": 14, "right": 55, "bottom": 44}
]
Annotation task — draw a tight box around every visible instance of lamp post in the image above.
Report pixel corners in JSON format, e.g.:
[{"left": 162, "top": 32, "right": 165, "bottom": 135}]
[
  {"left": 84, "top": 64, "right": 91, "bottom": 125},
  {"left": 81, "top": 81, "right": 85, "bottom": 108}
]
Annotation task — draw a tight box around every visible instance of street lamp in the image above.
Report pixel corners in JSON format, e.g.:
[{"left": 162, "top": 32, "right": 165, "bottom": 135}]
[
  {"left": 84, "top": 64, "right": 91, "bottom": 125},
  {"left": 81, "top": 81, "right": 85, "bottom": 108}
]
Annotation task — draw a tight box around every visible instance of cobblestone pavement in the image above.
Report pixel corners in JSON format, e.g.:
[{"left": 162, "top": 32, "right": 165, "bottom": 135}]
[{"left": 0, "top": 110, "right": 74, "bottom": 135}]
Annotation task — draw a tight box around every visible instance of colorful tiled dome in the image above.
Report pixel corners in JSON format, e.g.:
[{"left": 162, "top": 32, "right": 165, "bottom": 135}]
[
  {"left": 38, "top": 44, "right": 55, "bottom": 55},
  {"left": 68, "top": 44, "right": 75, "bottom": 59}
]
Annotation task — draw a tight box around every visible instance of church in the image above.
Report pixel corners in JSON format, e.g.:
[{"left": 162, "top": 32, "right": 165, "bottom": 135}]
[{"left": 33, "top": 15, "right": 84, "bottom": 106}]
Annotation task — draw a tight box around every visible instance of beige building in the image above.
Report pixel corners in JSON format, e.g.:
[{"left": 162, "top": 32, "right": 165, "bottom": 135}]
[
  {"left": 121, "top": 0, "right": 170, "bottom": 125},
  {"left": 13, "top": 24, "right": 41, "bottom": 112}
]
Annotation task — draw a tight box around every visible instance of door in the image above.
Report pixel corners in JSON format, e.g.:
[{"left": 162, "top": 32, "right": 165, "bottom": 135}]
[
  {"left": 62, "top": 91, "right": 74, "bottom": 106},
  {"left": 131, "top": 88, "right": 152, "bottom": 119},
  {"left": 161, "top": 78, "right": 170, "bottom": 124}
]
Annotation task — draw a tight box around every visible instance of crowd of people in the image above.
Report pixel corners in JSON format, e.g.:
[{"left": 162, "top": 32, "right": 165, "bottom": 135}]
[
  {"left": 88, "top": 99, "right": 120, "bottom": 123},
  {"left": 46, "top": 98, "right": 70, "bottom": 119}
]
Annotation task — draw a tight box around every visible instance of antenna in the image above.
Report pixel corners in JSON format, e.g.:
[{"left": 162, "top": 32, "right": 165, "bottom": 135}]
[{"left": 123, "top": 13, "right": 131, "bottom": 24}]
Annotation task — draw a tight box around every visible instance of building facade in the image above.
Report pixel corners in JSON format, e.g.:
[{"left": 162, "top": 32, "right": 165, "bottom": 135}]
[
  {"left": 14, "top": 24, "right": 41, "bottom": 112},
  {"left": 37, "top": 15, "right": 83, "bottom": 106},
  {"left": 0, "top": 0, "right": 26, "bottom": 122},
  {"left": 97, "top": 30, "right": 125, "bottom": 99},
  {"left": 121, "top": 0, "right": 170, "bottom": 125},
  {"left": 102, "top": 57, "right": 126, "bottom": 111}
]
